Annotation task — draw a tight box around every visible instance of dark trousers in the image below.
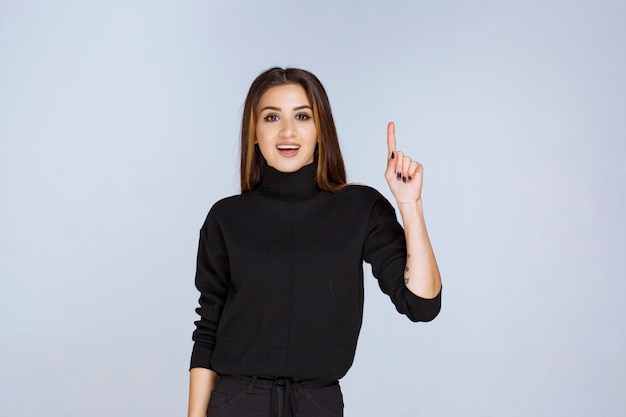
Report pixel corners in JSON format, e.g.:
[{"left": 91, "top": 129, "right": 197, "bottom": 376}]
[{"left": 207, "top": 375, "right": 344, "bottom": 417}]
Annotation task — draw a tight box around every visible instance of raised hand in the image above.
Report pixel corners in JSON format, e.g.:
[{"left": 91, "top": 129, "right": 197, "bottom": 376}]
[{"left": 384, "top": 121, "right": 423, "bottom": 204}]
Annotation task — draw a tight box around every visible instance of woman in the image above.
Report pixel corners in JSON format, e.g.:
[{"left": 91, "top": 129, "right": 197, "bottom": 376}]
[{"left": 188, "top": 67, "right": 442, "bottom": 417}]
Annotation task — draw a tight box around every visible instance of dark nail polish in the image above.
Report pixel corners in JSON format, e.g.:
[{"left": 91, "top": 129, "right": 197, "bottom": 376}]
[
  {"left": 402, "top": 176, "right": 407, "bottom": 182},
  {"left": 408, "top": 176, "right": 412, "bottom": 180},
  {"left": 397, "top": 172, "right": 401, "bottom": 179},
  {"left": 391, "top": 152, "right": 395, "bottom": 159}
]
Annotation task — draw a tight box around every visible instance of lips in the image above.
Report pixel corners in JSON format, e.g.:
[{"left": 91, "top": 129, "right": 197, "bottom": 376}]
[{"left": 276, "top": 143, "right": 300, "bottom": 157}]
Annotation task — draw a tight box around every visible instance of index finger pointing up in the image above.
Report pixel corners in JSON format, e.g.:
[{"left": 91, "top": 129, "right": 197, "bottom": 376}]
[{"left": 387, "top": 121, "right": 396, "bottom": 157}]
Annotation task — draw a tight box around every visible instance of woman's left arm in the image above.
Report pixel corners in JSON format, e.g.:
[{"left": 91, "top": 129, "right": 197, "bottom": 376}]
[{"left": 384, "top": 121, "right": 442, "bottom": 299}]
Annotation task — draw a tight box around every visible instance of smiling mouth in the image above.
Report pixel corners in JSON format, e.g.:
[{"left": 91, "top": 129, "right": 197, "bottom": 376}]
[{"left": 276, "top": 144, "right": 300, "bottom": 158}]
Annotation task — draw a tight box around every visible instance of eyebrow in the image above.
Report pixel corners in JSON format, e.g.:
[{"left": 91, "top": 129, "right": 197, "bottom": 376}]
[{"left": 259, "top": 105, "right": 313, "bottom": 112}]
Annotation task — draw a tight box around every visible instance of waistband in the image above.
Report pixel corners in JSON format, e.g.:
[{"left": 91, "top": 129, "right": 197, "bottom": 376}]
[
  {"left": 218, "top": 374, "right": 338, "bottom": 417},
  {"left": 221, "top": 374, "right": 338, "bottom": 389}
]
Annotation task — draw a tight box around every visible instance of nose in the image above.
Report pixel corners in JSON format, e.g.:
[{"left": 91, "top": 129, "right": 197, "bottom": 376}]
[{"left": 279, "top": 118, "right": 295, "bottom": 137}]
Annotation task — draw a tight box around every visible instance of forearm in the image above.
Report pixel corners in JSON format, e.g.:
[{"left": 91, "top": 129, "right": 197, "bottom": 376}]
[
  {"left": 398, "top": 199, "right": 441, "bottom": 299},
  {"left": 188, "top": 367, "right": 219, "bottom": 417}
]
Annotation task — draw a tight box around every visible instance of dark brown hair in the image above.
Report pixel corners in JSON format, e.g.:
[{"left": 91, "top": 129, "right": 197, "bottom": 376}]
[{"left": 240, "top": 67, "right": 346, "bottom": 193}]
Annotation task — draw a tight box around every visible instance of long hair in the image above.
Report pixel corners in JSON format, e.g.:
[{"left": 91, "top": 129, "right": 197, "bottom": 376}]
[{"left": 240, "top": 67, "right": 347, "bottom": 193}]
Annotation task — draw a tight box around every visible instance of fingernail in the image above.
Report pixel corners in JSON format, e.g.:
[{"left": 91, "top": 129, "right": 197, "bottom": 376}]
[
  {"left": 408, "top": 176, "right": 412, "bottom": 180},
  {"left": 402, "top": 176, "right": 407, "bottom": 182},
  {"left": 391, "top": 152, "right": 395, "bottom": 159},
  {"left": 397, "top": 172, "right": 401, "bottom": 179}
]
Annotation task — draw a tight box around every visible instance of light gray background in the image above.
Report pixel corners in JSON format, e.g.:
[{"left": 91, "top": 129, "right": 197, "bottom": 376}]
[{"left": 1, "top": 1, "right": 625, "bottom": 416}]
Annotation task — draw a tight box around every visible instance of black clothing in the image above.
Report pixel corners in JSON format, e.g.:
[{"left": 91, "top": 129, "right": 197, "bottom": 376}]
[
  {"left": 208, "top": 375, "right": 343, "bottom": 417},
  {"left": 191, "top": 162, "right": 441, "bottom": 379}
]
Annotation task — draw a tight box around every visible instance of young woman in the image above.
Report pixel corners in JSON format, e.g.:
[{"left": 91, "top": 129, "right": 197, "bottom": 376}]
[{"left": 188, "top": 67, "right": 442, "bottom": 417}]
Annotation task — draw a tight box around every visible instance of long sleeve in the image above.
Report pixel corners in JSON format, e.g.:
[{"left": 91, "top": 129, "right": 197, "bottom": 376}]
[
  {"left": 190, "top": 208, "right": 230, "bottom": 369},
  {"left": 362, "top": 193, "right": 441, "bottom": 322}
]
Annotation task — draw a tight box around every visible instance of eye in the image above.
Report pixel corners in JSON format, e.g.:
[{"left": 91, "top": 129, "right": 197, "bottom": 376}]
[
  {"left": 263, "top": 114, "right": 279, "bottom": 122},
  {"left": 296, "top": 113, "right": 312, "bottom": 121}
]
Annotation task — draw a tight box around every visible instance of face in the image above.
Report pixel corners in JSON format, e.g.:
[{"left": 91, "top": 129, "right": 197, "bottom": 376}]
[{"left": 255, "top": 84, "right": 318, "bottom": 173}]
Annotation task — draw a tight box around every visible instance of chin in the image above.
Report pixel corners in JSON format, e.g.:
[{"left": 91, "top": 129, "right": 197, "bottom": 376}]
[
  {"left": 276, "top": 165, "right": 302, "bottom": 173},
  {"left": 271, "top": 162, "right": 304, "bottom": 173}
]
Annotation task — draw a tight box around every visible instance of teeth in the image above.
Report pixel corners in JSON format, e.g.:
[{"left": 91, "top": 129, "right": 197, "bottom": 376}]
[{"left": 277, "top": 145, "right": 300, "bottom": 150}]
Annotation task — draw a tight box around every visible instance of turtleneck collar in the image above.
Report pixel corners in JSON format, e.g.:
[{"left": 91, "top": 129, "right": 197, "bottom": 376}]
[{"left": 258, "top": 161, "right": 320, "bottom": 201}]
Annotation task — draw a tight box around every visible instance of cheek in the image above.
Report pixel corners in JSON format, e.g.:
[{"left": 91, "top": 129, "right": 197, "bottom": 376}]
[
  {"left": 304, "top": 126, "right": 318, "bottom": 143},
  {"left": 255, "top": 124, "right": 269, "bottom": 144}
]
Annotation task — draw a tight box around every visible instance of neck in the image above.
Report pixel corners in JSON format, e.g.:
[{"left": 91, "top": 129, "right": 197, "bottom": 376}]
[{"left": 259, "top": 162, "right": 319, "bottom": 200}]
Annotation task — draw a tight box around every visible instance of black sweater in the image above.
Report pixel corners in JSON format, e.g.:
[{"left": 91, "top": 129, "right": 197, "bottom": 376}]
[{"left": 191, "top": 162, "right": 441, "bottom": 379}]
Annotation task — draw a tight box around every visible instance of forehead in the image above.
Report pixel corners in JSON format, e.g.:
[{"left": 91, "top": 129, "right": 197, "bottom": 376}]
[{"left": 258, "top": 84, "right": 310, "bottom": 108}]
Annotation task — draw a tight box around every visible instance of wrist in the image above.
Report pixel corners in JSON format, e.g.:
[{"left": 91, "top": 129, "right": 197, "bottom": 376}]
[
  {"left": 396, "top": 198, "right": 422, "bottom": 207},
  {"left": 397, "top": 199, "right": 424, "bottom": 221}
]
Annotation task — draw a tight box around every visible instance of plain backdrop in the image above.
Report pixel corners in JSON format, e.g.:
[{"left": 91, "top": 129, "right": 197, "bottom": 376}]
[{"left": 1, "top": 1, "right": 625, "bottom": 416}]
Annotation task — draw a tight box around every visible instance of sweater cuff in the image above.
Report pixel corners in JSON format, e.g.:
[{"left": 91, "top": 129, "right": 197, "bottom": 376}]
[
  {"left": 403, "top": 286, "right": 442, "bottom": 323},
  {"left": 189, "top": 341, "right": 215, "bottom": 371}
]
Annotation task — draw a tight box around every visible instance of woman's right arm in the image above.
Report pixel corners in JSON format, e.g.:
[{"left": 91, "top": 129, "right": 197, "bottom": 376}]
[
  {"left": 188, "top": 368, "right": 219, "bottom": 417},
  {"left": 189, "top": 209, "right": 229, "bottom": 416}
]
